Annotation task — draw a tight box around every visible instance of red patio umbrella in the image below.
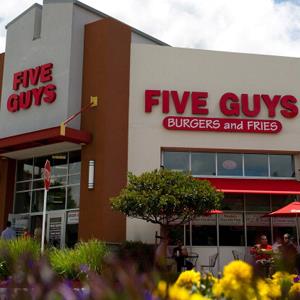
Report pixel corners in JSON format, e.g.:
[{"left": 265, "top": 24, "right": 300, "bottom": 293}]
[{"left": 265, "top": 201, "right": 300, "bottom": 246}]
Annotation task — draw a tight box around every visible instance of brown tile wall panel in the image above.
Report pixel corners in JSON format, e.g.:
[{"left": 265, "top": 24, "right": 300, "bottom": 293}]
[
  {"left": 0, "top": 53, "right": 4, "bottom": 105},
  {"left": 79, "top": 18, "right": 131, "bottom": 242},
  {"left": 0, "top": 159, "right": 16, "bottom": 231}
]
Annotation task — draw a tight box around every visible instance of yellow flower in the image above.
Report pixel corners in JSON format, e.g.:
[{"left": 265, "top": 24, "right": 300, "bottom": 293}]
[
  {"left": 256, "top": 279, "right": 281, "bottom": 300},
  {"left": 154, "top": 280, "right": 168, "bottom": 298},
  {"left": 175, "top": 269, "right": 201, "bottom": 289},
  {"left": 256, "top": 279, "right": 269, "bottom": 300},
  {"left": 202, "top": 272, "right": 218, "bottom": 284},
  {"left": 223, "top": 260, "right": 253, "bottom": 282},
  {"left": 272, "top": 271, "right": 294, "bottom": 283},
  {"left": 212, "top": 261, "right": 256, "bottom": 300},
  {"left": 189, "top": 294, "right": 208, "bottom": 300},
  {"left": 168, "top": 285, "right": 191, "bottom": 300},
  {"left": 289, "top": 283, "right": 300, "bottom": 298}
]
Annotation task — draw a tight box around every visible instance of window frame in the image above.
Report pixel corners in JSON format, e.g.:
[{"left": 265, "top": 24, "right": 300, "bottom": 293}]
[
  {"left": 13, "top": 151, "right": 81, "bottom": 214},
  {"left": 162, "top": 151, "right": 295, "bottom": 179}
]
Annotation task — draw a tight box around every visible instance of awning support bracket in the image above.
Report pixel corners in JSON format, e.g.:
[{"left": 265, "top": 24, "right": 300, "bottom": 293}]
[{"left": 60, "top": 96, "right": 98, "bottom": 136}]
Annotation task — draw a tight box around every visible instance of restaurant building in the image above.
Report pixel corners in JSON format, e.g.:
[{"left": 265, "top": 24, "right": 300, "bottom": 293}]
[{"left": 1, "top": 0, "right": 300, "bottom": 270}]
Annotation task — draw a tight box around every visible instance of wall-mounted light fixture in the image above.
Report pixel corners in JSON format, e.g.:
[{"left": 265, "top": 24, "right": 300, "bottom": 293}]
[{"left": 88, "top": 160, "right": 95, "bottom": 190}]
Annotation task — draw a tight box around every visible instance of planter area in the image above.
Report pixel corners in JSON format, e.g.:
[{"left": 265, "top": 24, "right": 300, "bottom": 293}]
[{"left": 0, "top": 239, "right": 299, "bottom": 299}]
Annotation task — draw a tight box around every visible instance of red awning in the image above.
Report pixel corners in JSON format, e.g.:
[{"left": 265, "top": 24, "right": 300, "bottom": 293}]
[
  {"left": 0, "top": 126, "right": 92, "bottom": 154},
  {"left": 198, "top": 178, "right": 300, "bottom": 195}
]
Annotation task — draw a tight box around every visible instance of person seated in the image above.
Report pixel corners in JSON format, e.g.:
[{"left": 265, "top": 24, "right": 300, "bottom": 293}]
[
  {"left": 250, "top": 235, "right": 273, "bottom": 276},
  {"left": 172, "top": 240, "right": 193, "bottom": 272}
]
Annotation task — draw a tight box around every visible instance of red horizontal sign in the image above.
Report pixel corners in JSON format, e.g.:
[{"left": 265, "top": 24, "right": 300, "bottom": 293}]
[
  {"left": 163, "top": 116, "right": 282, "bottom": 133},
  {"left": 7, "top": 63, "right": 56, "bottom": 113}
]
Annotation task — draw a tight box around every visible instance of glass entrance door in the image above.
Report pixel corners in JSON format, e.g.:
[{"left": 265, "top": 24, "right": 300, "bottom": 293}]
[{"left": 47, "top": 211, "right": 66, "bottom": 248}]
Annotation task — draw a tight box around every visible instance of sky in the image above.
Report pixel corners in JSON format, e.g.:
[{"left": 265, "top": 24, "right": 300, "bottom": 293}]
[{"left": 1, "top": 0, "right": 300, "bottom": 57}]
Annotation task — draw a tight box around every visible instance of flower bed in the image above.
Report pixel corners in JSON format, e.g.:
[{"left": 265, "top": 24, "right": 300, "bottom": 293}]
[
  {"left": 154, "top": 261, "right": 300, "bottom": 300},
  {"left": 0, "top": 238, "right": 300, "bottom": 299}
]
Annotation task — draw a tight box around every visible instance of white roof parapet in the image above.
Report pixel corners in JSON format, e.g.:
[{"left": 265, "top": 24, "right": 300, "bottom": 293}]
[
  {"left": 5, "top": 3, "right": 42, "bottom": 29},
  {"left": 5, "top": 0, "right": 169, "bottom": 46}
]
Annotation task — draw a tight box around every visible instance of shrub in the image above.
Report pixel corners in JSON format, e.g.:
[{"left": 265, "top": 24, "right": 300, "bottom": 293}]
[
  {"left": 7, "top": 238, "right": 40, "bottom": 262},
  {"left": 118, "top": 241, "right": 155, "bottom": 273},
  {"left": 75, "top": 239, "right": 108, "bottom": 274},
  {"left": 49, "top": 248, "right": 78, "bottom": 279},
  {"left": 49, "top": 239, "right": 109, "bottom": 279},
  {"left": 0, "top": 238, "right": 40, "bottom": 279}
]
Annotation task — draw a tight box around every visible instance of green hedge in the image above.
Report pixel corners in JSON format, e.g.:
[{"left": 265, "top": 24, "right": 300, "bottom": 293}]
[
  {"left": 0, "top": 238, "right": 40, "bottom": 279},
  {"left": 49, "top": 239, "right": 109, "bottom": 279},
  {"left": 118, "top": 241, "right": 155, "bottom": 273}
]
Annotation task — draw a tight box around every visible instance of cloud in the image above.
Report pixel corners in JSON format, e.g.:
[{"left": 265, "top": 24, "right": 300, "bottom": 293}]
[
  {"left": 1, "top": 0, "right": 300, "bottom": 57},
  {"left": 0, "top": 0, "right": 42, "bottom": 52}
]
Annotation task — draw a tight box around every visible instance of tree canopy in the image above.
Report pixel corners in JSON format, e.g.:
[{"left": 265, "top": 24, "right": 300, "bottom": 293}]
[{"left": 111, "top": 169, "right": 223, "bottom": 227}]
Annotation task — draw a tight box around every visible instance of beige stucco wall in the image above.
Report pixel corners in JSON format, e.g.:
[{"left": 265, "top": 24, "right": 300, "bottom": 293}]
[{"left": 127, "top": 44, "right": 300, "bottom": 241}]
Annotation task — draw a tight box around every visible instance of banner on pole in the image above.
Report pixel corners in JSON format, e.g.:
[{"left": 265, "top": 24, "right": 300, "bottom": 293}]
[{"left": 43, "top": 160, "right": 51, "bottom": 191}]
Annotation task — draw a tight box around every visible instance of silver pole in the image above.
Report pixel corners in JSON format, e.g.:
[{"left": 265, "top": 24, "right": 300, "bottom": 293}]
[{"left": 41, "top": 189, "right": 47, "bottom": 253}]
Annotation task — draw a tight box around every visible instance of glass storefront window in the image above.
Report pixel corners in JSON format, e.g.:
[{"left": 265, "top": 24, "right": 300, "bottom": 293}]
[
  {"left": 15, "top": 151, "right": 81, "bottom": 213},
  {"left": 33, "top": 153, "right": 68, "bottom": 179},
  {"left": 14, "top": 151, "right": 81, "bottom": 249},
  {"left": 222, "top": 194, "right": 244, "bottom": 211},
  {"left": 16, "top": 159, "right": 33, "bottom": 181},
  {"left": 14, "top": 192, "right": 31, "bottom": 214},
  {"left": 270, "top": 155, "right": 294, "bottom": 177},
  {"left": 247, "top": 226, "right": 271, "bottom": 246},
  {"left": 273, "top": 226, "right": 297, "bottom": 243},
  {"left": 246, "top": 213, "right": 271, "bottom": 246},
  {"left": 244, "top": 154, "right": 268, "bottom": 177},
  {"left": 168, "top": 225, "right": 184, "bottom": 245},
  {"left": 65, "top": 224, "right": 78, "bottom": 248},
  {"left": 67, "top": 185, "right": 80, "bottom": 209},
  {"left": 162, "top": 151, "right": 294, "bottom": 178},
  {"left": 163, "top": 152, "right": 189, "bottom": 172},
  {"left": 191, "top": 152, "right": 216, "bottom": 176},
  {"left": 217, "top": 153, "right": 243, "bottom": 176},
  {"left": 68, "top": 174, "right": 81, "bottom": 185},
  {"left": 31, "top": 190, "right": 44, "bottom": 212},
  {"left": 47, "top": 188, "right": 66, "bottom": 211},
  {"left": 219, "top": 226, "right": 245, "bottom": 246},
  {"left": 219, "top": 212, "right": 245, "bottom": 246},
  {"left": 69, "top": 151, "right": 81, "bottom": 175},
  {"left": 16, "top": 181, "right": 32, "bottom": 192},
  {"left": 271, "top": 195, "right": 295, "bottom": 211},
  {"left": 245, "top": 194, "right": 270, "bottom": 212},
  {"left": 33, "top": 155, "right": 51, "bottom": 179},
  {"left": 191, "top": 225, "right": 217, "bottom": 246},
  {"left": 156, "top": 193, "right": 298, "bottom": 248}
]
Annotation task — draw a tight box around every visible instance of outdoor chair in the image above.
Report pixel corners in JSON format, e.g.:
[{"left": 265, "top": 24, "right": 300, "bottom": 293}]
[
  {"left": 200, "top": 253, "right": 218, "bottom": 275},
  {"left": 184, "top": 252, "right": 199, "bottom": 270},
  {"left": 232, "top": 250, "right": 245, "bottom": 261}
]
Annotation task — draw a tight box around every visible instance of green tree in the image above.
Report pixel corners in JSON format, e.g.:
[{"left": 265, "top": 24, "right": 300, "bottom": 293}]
[{"left": 111, "top": 169, "right": 223, "bottom": 242}]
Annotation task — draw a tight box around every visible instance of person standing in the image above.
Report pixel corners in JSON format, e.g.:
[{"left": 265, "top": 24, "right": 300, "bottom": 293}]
[
  {"left": 250, "top": 235, "right": 272, "bottom": 276},
  {"left": 22, "top": 227, "right": 31, "bottom": 239},
  {"left": 280, "top": 233, "right": 298, "bottom": 273},
  {"left": 1, "top": 221, "right": 16, "bottom": 240},
  {"left": 250, "top": 235, "right": 273, "bottom": 262}
]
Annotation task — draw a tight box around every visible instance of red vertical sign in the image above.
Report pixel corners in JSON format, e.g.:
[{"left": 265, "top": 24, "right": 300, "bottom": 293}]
[{"left": 44, "top": 160, "right": 51, "bottom": 191}]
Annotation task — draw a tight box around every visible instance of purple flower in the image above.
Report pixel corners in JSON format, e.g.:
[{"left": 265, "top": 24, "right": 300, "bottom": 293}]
[
  {"left": 144, "top": 290, "right": 154, "bottom": 300},
  {"left": 293, "top": 275, "right": 300, "bottom": 283},
  {"left": 80, "top": 264, "right": 89, "bottom": 273}
]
